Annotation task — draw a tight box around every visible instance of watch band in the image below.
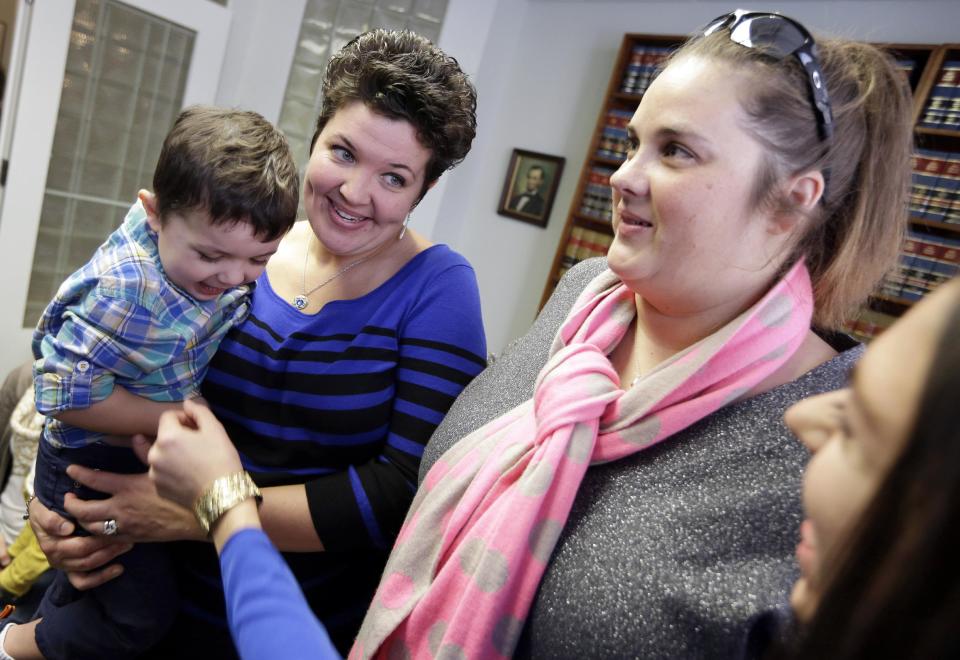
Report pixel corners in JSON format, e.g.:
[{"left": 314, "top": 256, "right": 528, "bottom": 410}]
[{"left": 193, "top": 471, "right": 263, "bottom": 535}]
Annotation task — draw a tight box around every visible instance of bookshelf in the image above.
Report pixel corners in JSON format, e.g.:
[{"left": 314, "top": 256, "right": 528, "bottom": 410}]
[
  {"left": 848, "top": 43, "right": 960, "bottom": 341},
  {"left": 538, "top": 36, "right": 960, "bottom": 342}
]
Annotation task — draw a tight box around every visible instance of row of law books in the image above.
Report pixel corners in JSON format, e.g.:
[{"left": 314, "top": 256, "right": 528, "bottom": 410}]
[
  {"left": 919, "top": 59, "right": 960, "bottom": 130},
  {"left": 895, "top": 56, "right": 918, "bottom": 84},
  {"left": 557, "top": 226, "right": 613, "bottom": 279},
  {"left": 595, "top": 109, "right": 633, "bottom": 163},
  {"left": 619, "top": 44, "right": 674, "bottom": 96},
  {"left": 879, "top": 229, "right": 960, "bottom": 302},
  {"left": 841, "top": 307, "right": 897, "bottom": 342},
  {"left": 579, "top": 165, "right": 616, "bottom": 222},
  {"left": 910, "top": 149, "right": 960, "bottom": 224}
]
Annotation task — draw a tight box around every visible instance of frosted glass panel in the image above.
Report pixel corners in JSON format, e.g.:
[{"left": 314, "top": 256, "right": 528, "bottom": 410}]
[
  {"left": 406, "top": 14, "right": 441, "bottom": 44},
  {"left": 23, "top": 0, "right": 195, "bottom": 326},
  {"left": 379, "top": 0, "right": 414, "bottom": 12},
  {"left": 278, "top": 0, "right": 449, "bottom": 179},
  {"left": 332, "top": 5, "right": 374, "bottom": 55},
  {"left": 371, "top": 7, "right": 408, "bottom": 32},
  {"left": 413, "top": 0, "right": 446, "bottom": 23}
]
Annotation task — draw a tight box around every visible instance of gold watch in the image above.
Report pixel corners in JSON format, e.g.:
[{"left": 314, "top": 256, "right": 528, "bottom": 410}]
[{"left": 193, "top": 471, "right": 263, "bottom": 535}]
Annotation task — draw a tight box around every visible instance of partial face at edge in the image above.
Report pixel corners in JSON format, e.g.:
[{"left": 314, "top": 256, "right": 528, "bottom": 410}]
[{"left": 784, "top": 279, "right": 958, "bottom": 621}]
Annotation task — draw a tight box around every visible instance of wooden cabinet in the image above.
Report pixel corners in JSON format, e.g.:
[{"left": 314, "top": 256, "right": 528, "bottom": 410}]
[{"left": 539, "top": 36, "right": 960, "bottom": 341}]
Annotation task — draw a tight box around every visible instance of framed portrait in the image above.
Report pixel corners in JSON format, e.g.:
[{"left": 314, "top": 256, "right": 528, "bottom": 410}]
[{"left": 496, "top": 148, "right": 565, "bottom": 228}]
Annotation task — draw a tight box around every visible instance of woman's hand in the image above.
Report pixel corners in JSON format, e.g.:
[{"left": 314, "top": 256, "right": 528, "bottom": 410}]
[
  {"left": 28, "top": 496, "right": 131, "bottom": 589},
  {"left": 62, "top": 461, "right": 205, "bottom": 544},
  {"left": 148, "top": 399, "right": 243, "bottom": 509}
]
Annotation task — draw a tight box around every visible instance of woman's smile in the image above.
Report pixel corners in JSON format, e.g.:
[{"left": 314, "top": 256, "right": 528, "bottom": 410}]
[
  {"left": 616, "top": 205, "right": 653, "bottom": 228},
  {"left": 304, "top": 101, "right": 431, "bottom": 259},
  {"left": 327, "top": 197, "right": 369, "bottom": 225}
]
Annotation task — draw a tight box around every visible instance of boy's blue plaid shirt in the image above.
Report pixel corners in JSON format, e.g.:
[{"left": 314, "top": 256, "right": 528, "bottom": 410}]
[{"left": 32, "top": 202, "right": 251, "bottom": 448}]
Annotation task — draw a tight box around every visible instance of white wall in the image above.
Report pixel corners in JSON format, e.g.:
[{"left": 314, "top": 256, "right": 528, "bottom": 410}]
[
  {"left": 214, "top": 0, "right": 305, "bottom": 122},
  {"left": 426, "top": 0, "right": 960, "bottom": 356},
  {"left": 3, "top": 0, "right": 960, "bottom": 370},
  {"left": 404, "top": 0, "right": 505, "bottom": 242}
]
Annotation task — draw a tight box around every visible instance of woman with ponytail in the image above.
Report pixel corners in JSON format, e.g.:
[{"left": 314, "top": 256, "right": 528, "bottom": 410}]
[{"left": 354, "top": 12, "right": 913, "bottom": 658}]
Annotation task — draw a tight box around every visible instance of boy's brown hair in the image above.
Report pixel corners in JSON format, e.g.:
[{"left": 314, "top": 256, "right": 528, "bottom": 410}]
[{"left": 153, "top": 106, "right": 300, "bottom": 241}]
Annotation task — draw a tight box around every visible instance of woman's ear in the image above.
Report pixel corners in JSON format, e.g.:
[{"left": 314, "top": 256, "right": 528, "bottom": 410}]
[{"left": 770, "top": 170, "right": 825, "bottom": 235}]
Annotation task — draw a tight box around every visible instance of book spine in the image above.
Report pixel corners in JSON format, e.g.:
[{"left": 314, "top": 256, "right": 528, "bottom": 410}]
[
  {"left": 557, "top": 226, "right": 586, "bottom": 278},
  {"left": 620, "top": 45, "right": 646, "bottom": 95},
  {"left": 921, "top": 60, "right": 960, "bottom": 129}
]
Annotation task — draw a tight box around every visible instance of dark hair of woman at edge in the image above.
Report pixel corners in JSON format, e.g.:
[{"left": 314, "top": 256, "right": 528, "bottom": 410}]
[{"left": 787, "top": 292, "right": 960, "bottom": 659}]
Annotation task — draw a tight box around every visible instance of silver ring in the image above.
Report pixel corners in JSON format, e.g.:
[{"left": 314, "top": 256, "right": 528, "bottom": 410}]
[{"left": 102, "top": 519, "right": 119, "bottom": 536}]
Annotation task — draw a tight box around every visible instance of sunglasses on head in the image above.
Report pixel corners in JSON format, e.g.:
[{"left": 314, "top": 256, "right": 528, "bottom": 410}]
[{"left": 700, "top": 9, "right": 834, "bottom": 142}]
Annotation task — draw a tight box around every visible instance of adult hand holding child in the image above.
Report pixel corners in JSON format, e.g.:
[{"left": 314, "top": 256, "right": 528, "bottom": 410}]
[
  {"left": 142, "top": 401, "right": 239, "bottom": 507},
  {"left": 141, "top": 400, "right": 251, "bottom": 545},
  {"left": 144, "top": 399, "right": 339, "bottom": 659}
]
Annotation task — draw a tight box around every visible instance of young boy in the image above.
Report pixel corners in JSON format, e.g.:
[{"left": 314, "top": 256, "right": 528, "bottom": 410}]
[{"left": 3, "top": 106, "right": 299, "bottom": 660}]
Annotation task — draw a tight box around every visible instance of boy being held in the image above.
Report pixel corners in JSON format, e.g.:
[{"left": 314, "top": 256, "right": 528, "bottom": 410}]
[{"left": 2, "top": 106, "right": 299, "bottom": 660}]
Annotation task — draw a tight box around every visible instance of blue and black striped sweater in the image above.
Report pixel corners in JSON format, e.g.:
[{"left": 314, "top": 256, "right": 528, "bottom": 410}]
[{"left": 168, "top": 244, "right": 486, "bottom": 657}]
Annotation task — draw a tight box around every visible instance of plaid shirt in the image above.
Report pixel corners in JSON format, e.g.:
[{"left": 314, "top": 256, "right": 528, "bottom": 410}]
[{"left": 32, "top": 202, "right": 251, "bottom": 448}]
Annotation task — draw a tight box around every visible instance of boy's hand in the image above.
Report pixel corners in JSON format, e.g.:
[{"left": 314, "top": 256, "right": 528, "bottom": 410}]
[{"left": 0, "top": 537, "right": 9, "bottom": 568}]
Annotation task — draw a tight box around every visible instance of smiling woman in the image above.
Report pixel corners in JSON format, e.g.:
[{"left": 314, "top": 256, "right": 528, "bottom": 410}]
[
  {"left": 26, "top": 29, "right": 487, "bottom": 660},
  {"left": 296, "top": 102, "right": 431, "bottom": 289},
  {"left": 608, "top": 54, "right": 795, "bottom": 326}
]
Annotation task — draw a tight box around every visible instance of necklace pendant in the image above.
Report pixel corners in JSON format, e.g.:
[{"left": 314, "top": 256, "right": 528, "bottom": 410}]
[{"left": 293, "top": 295, "right": 308, "bottom": 310}]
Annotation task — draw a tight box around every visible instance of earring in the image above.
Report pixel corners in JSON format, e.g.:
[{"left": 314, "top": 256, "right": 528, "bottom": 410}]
[{"left": 398, "top": 214, "right": 411, "bottom": 240}]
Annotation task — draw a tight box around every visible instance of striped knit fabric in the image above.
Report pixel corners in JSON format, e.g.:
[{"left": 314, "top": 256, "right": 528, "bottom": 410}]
[{"left": 182, "top": 244, "right": 486, "bottom": 653}]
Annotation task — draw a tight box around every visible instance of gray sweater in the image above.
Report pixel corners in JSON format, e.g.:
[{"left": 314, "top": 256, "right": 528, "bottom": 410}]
[{"left": 422, "top": 259, "right": 862, "bottom": 659}]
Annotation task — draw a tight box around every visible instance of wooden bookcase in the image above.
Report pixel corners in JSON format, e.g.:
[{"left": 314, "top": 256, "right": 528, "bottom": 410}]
[
  {"left": 847, "top": 43, "right": 960, "bottom": 340},
  {"left": 538, "top": 35, "right": 960, "bottom": 342}
]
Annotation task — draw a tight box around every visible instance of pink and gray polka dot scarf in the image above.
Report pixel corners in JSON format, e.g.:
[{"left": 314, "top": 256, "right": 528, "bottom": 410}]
[{"left": 352, "top": 260, "right": 814, "bottom": 659}]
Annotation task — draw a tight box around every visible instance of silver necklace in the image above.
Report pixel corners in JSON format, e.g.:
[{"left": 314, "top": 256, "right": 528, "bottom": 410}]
[{"left": 293, "top": 235, "right": 379, "bottom": 311}]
